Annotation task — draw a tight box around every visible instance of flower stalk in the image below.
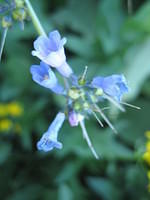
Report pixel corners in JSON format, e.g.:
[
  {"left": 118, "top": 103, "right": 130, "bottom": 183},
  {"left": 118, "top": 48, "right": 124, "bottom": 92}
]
[{"left": 24, "top": 0, "right": 46, "bottom": 36}]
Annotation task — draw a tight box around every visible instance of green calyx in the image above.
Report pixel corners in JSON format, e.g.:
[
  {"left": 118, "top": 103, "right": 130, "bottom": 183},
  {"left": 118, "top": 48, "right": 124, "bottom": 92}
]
[
  {"left": 78, "top": 77, "right": 86, "bottom": 86},
  {"left": 14, "top": 0, "right": 25, "bottom": 8},
  {"left": 83, "top": 102, "right": 89, "bottom": 110},
  {"left": 1, "top": 16, "right": 12, "bottom": 28},
  {"left": 95, "top": 88, "right": 103, "bottom": 96},
  {"left": 12, "top": 8, "right": 27, "bottom": 21},
  {"left": 68, "top": 88, "right": 81, "bottom": 100},
  {"left": 74, "top": 102, "right": 81, "bottom": 111}
]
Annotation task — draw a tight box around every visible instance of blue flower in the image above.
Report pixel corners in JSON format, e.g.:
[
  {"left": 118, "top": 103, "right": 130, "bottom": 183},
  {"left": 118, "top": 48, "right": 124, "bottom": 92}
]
[
  {"left": 32, "top": 30, "right": 73, "bottom": 77},
  {"left": 91, "top": 74, "right": 129, "bottom": 102},
  {"left": 30, "top": 61, "right": 64, "bottom": 94},
  {"left": 37, "top": 112, "right": 65, "bottom": 152}
]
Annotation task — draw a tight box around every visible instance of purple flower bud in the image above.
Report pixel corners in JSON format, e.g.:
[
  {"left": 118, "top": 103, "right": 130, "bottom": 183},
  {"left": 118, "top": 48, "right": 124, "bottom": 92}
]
[
  {"left": 91, "top": 74, "right": 129, "bottom": 102},
  {"left": 32, "top": 30, "right": 73, "bottom": 77},
  {"left": 68, "top": 110, "right": 79, "bottom": 126},
  {"left": 30, "top": 62, "right": 64, "bottom": 94},
  {"left": 37, "top": 112, "right": 65, "bottom": 152}
]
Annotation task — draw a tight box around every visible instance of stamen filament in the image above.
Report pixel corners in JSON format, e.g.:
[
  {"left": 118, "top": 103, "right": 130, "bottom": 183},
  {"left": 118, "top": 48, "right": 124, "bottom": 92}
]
[
  {"left": 91, "top": 109, "right": 104, "bottom": 127},
  {"left": 0, "top": 27, "right": 8, "bottom": 62},
  {"left": 93, "top": 106, "right": 110, "bottom": 112},
  {"left": 81, "top": 66, "right": 88, "bottom": 82},
  {"left": 80, "top": 120, "right": 99, "bottom": 159},
  {"left": 94, "top": 104, "right": 118, "bottom": 134},
  {"left": 120, "top": 102, "right": 141, "bottom": 110},
  {"left": 103, "top": 94, "right": 125, "bottom": 112}
]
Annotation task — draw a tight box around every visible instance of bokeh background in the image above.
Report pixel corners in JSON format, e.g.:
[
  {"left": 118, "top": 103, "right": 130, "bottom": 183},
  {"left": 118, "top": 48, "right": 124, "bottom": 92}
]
[{"left": 0, "top": 0, "right": 150, "bottom": 199}]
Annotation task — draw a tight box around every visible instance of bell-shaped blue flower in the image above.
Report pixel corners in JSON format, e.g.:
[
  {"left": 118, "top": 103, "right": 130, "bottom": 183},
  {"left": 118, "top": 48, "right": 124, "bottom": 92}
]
[
  {"left": 30, "top": 61, "right": 64, "bottom": 94},
  {"left": 91, "top": 74, "right": 129, "bottom": 102},
  {"left": 32, "top": 30, "right": 73, "bottom": 77},
  {"left": 37, "top": 112, "right": 65, "bottom": 152}
]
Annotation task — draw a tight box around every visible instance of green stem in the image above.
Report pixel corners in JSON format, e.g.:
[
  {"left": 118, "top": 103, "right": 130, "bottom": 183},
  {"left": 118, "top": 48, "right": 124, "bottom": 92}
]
[
  {"left": 0, "top": 27, "right": 8, "bottom": 63},
  {"left": 24, "top": 0, "right": 46, "bottom": 36}
]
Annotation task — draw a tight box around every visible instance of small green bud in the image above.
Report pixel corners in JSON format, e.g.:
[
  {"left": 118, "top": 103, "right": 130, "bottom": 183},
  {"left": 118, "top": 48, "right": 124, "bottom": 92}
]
[
  {"left": 78, "top": 66, "right": 88, "bottom": 86},
  {"left": 68, "top": 88, "right": 80, "bottom": 100},
  {"left": 74, "top": 102, "right": 81, "bottom": 111},
  {"left": 1, "top": 16, "right": 12, "bottom": 28},
  {"left": 78, "top": 77, "right": 86, "bottom": 86},
  {"left": 12, "top": 8, "right": 27, "bottom": 21},
  {"left": 83, "top": 102, "right": 89, "bottom": 110},
  {"left": 14, "top": 0, "right": 24, "bottom": 8},
  {"left": 95, "top": 88, "right": 103, "bottom": 96}
]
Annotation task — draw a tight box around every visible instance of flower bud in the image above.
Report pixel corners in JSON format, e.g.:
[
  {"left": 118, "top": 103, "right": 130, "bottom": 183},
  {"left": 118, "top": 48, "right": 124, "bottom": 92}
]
[
  {"left": 83, "top": 102, "right": 89, "bottom": 110},
  {"left": 74, "top": 102, "right": 81, "bottom": 111},
  {"left": 68, "top": 88, "right": 80, "bottom": 100},
  {"left": 78, "top": 77, "right": 86, "bottom": 86},
  {"left": 12, "top": 8, "right": 27, "bottom": 21},
  {"left": 14, "top": 0, "right": 24, "bottom": 8},
  {"left": 1, "top": 16, "right": 12, "bottom": 28},
  {"left": 95, "top": 88, "right": 103, "bottom": 96},
  {"left": 68, "top": 111, "right": 84, "bottom": 127},
  {"left": 68, "top": 110, "right": 79, "bottom": 127}
]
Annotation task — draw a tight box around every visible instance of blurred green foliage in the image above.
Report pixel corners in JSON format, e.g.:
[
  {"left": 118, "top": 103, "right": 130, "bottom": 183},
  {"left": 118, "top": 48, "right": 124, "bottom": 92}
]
[{"left": 0, "top": 0, "right": 150, "bottom": 199}]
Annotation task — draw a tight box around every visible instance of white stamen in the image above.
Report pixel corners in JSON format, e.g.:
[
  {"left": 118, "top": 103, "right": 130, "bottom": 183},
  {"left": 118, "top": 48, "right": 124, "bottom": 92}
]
[
  {"left": 120, "top": 102, "right": 141, "bottom": 110},
  {"left": 94, "top": 104, "right": 118, "bottom": 134},
  {"left": 103, "top": 94, "right": 125, "bottom": 112},
  {"left": 80, "top": 120, "right": 99, "bottom": 159},
  {"left": 100, "top": 107, "right": 110, "bottom": 111},
  {"left": 81, "top": 66, "right": 88, "bottom": 82},
  {"left": 91, "top": 109, "right": 104, "bottom": 127}
]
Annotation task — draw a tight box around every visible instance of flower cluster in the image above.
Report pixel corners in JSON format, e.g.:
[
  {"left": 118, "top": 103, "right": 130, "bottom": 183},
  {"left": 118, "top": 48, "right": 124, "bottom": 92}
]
[
  {"left": 0, "top": 0, "right": 28, "bottom": 29},
  {"left": 30, "top": 30, "right": 130, "bottom": 159}
]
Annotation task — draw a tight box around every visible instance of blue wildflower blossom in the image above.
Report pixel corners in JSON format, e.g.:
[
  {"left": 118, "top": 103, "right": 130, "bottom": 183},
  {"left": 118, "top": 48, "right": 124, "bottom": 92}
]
[
  {"left": 91, "top": 74, "right": 129, "bottom": 102},
  {"left": 30, "top": 61, "right": 64, "bottom": 94},
  {"left": 37, "top": 112, "right": 65, "bottom": 152},
  {"left": 32, "top": 30, "right": 73, "bottom": 77},
  {"left": 29, "top": 29, "right": 136, "bottom": 159}
]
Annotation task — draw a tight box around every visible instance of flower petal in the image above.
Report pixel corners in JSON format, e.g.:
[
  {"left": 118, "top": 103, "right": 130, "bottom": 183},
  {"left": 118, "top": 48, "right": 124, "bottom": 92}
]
[
  {"left": 37, "top": 112, "right": 65, "bottom": 152},
  {"left": 33, "top": 36, "right": 50, "bottom": 57},
  {"left": 44, "top": 48, "right": 66, "bottom": 68},
  {"left": 91, "top": 74, "right": 129, "bottom": 101},
  {"left": 30, "top": 62, "right": 64, "bottom": 94},
  {"left": 56, "top": 61, "right": 73, "bottom": 78}
]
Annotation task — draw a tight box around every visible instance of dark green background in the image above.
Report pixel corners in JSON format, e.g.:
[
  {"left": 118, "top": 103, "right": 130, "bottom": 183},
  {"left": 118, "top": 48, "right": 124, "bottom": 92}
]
[{"left": 0, "top": 0, "right": 150, "bottom": 199}]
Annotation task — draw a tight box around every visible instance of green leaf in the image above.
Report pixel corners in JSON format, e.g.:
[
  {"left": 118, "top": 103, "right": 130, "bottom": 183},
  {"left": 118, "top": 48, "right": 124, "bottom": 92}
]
[
  {"left": 58, "top": 184, "right": 73, "bottom": 200},
  {"left": 124, "top": 38, "right": 150, "bottom": 101},
  {"left": 87, "top": 177, "right": 122, "bottom": 200}
]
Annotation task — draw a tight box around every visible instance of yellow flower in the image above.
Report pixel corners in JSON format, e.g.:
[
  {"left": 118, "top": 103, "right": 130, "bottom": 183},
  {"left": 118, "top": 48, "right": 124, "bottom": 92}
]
[
  {"left": 143, "top": 152, "right": 150, "bottom": 165},
  {"left": 7, "top": 102, "right": 23, "bottom": 117},
  {"left": 0, "top": 104, "right": 7, "bottom": 117},
  {"left": 145, "top": 131, "right": 150, "bottom": 140},
  {"left": 0, "top": 119, "right": 12, "bottom": 132}
]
